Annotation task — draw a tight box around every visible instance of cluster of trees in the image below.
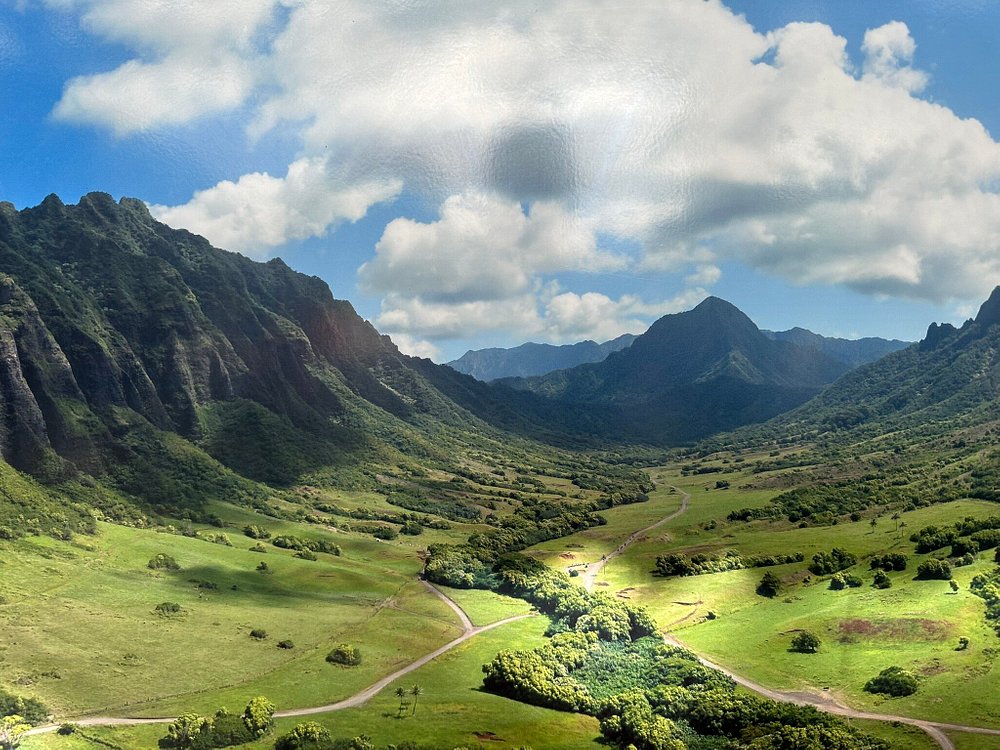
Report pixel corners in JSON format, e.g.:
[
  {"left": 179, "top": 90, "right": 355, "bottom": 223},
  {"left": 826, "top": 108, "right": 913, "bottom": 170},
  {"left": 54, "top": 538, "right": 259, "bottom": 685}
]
[
  {"left": 654, "top": 551, "right": 803, "bottom": 578},
  {"left": 808, "top": 548, "right": 857, "bottom": 575},
  {"left": 910, "top": 516, "right": 1000, "bottom": 555},
  {"left": 161, "top": 697, "right": 274, "bottom": 749},
  {"left": 869, "top": 553, "right": 907, "bottom": 571},
  {"left": 271, "top": 536, "right": 341, "bottom": 556},
  {"left": 829, "top": 572, "right": 863, "bottom": 590},
  {"left": 970, "top": 565, "right": 1000, "bottom": 635},
  {"left": 273, "top": 724, "right": 440, "bottom": 750},
  {"left": 147, "top": 553, "right": 181, "bottom": 570},
  {"left": 915, "top": 559, "right": 953, "bottom": 580}
]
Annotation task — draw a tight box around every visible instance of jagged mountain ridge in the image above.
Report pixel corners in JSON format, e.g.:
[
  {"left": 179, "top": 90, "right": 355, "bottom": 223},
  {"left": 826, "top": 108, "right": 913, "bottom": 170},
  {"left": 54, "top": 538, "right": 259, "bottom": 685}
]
[
  {"left": 0, "top": 193, "right": 537, "bottom": 516},
  {"left": 446, "top": 334, "right": 637, "bottom": 381}
]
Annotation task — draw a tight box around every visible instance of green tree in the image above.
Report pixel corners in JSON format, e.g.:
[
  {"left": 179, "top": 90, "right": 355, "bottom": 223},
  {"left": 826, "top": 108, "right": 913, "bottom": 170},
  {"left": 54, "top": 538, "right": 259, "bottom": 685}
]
[
  {"left": 864, "top": 666, "right": 918, "bottom": 697},
  {"left": 410, "top": 684, "right": 423, "bottom": 716},
  {"left": 0, "top": 715, "right": 30, "bottom": 750},
  {"left": 165, "top": 713, "right": 211, "bottom": 748},
  {"left": 242, "top": 696, "right": 275, "bottom": 737},
  {"left": 274, "top": 721, "right": 330, "bottom": 750},
  {"left": 790, "top": 631, "right": 821, "bottom": 653},
  {"left": 394, "top": 687, "right": 407, "bottom": 717},
  {"left": 757, "top": 571, "right": 781, "bottom": 598}
]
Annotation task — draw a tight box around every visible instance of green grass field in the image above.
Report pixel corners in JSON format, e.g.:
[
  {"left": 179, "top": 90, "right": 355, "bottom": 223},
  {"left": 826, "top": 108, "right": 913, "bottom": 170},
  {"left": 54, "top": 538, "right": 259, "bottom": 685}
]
[{"left": 532, "top": 464, "right": 1000, "bottom": 741}]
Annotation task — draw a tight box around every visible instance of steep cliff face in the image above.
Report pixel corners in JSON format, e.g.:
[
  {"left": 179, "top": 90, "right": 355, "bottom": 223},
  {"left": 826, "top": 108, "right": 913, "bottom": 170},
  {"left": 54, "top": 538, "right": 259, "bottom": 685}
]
[{"left": 0, "top": 193, "right": 472, "bottom": 502}]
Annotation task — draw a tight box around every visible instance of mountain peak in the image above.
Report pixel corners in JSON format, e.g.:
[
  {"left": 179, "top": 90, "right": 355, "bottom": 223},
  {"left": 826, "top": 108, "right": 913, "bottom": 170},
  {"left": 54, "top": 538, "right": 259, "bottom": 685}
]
[{"left": 974, "top": 286, "right": 1000, "bottom": 329}]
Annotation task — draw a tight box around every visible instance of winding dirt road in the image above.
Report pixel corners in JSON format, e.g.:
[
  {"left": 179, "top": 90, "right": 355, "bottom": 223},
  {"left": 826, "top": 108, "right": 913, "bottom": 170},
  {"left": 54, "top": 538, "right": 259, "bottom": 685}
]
[
  {"left": 25, "top": 581, "right": 531, "bottom": 737},
  {"left": 581, "top": 486, "right": 690, "bottom": 591}
]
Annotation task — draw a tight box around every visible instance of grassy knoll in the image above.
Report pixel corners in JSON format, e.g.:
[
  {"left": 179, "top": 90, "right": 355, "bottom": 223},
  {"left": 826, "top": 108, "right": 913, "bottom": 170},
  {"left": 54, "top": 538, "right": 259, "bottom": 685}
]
[
  {"left": 850, "top": 719, "right": 940, "bottom": 750},
  {"left": 20, "top": 618, "right": 602, "bottom": 750},
  {"left": 553, "top": 465, "right": 1000, "bottom": 731},
  {"left": 434, "top": 586, "right": 534, "bottom": 626},
  {"left": 948, "top": 731, "right": 1000, "bottom": 749},
  {"left": 0, "top": 511, "right": 462, "bottom": 719}
]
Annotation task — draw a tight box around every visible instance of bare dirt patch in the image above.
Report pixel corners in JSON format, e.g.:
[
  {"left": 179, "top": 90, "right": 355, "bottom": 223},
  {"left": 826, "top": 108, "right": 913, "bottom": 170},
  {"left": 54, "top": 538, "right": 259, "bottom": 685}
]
[
  {"left": 837, "top": 618, "right": 952, "bottom": 643},
  {"left": 474, "top": 732, "right": 506, "bottom": 742}
]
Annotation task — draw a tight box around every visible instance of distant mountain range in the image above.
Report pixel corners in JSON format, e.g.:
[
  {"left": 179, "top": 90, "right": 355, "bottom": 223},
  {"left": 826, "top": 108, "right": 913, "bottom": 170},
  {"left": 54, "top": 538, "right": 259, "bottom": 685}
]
[
  {"left": 449, "top": 326, "right": 908, "bottom": 382},
  {"left": 490, "top": 297, "right": 855, "bottom": 443},
  {"left": 446, "top": 334, "right": 636, "bottom": 381}
]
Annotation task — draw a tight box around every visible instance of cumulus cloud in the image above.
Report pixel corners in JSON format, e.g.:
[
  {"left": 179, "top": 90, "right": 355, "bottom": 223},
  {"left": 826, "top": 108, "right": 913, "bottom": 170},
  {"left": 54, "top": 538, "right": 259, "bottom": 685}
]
[
  {"left": 50, "top": 0, "right": 279, "bottom": 133},
  {"left": 48, "top": 0, "right": 1000, "bottom": 343},
  {"left": 149, "top": 158, "right": 401, "bottom": 257},
  {"left": 359, "top": 193, "right": 622, "bottom": 303}
]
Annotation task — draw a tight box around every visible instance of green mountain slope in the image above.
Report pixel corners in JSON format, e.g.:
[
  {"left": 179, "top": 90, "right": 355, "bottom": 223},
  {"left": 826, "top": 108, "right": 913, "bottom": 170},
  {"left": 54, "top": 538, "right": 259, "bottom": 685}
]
[{"left": 446, "top": 334, "right": 637, "bottom": 381}]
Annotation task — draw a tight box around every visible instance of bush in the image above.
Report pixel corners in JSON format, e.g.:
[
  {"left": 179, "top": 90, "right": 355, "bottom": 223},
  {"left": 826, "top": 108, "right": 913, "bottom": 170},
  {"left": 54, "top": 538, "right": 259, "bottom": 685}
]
[
  {"left": 250, "top": 543, "right": 268, "bottom": 553},
  {"left": 0, "top": 690, "right": 48, "bottom": 724},
  {"left": 869, "top": 553, "right": 907, "bottom": 572},
  {"left": 790, "top": 631, "right": 820, "bottom": 653},
  {"left": 249, "top": 629, "right": 268, "bottom": 640},
  {"left": 916, "top": 559, "right": 952, "bottom": 580},
  {"left": 372, "top": 526, "right": 398, "bottom": 541},
  {"left": 294, "top": 549, "right": 317, "bottom": 561},
  {"left": 148, "top": 553, "right": 180, "bottom": 571},
  {"left": 326, "top": 644, "right": 362, "bottom": 666},
  {"left": 809, "top": 548, "right": 856, "bottom": 575},
  {"left": 872, "top": 570, "right": 892, "bottom": 589},
  {"left": 274, "top": 722, "right": 331, "bottom": 750},
  {"left": 829, "top": 572, "right": 862, "bottom": 590},
  {"left": 154, "top": 602, "right": 182, "bottom": 616},
  {"left": 243, "top": 525, "right": 271, "bottom": 540},
  {"left": 256, "top": 561, "right": 270, "bottom": 573},
  {"left": 864, "top": 666, "right": 918, "bottom": 697},
  {"left": 277, "top": 640, "right": 295, "bottom": 650},
  {"left": 756, "top": 572, "right": 781, "bottom": 598},
  {"left": 399, "top": 521, "right": 423, "bottom": 536}
]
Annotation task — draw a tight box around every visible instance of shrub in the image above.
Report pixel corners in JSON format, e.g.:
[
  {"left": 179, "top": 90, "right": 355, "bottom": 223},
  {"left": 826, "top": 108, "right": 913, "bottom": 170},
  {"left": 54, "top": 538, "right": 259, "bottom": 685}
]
[
  {"left": 756, "top": 572, "right": 781, "bottom": 598},
  {"left": 956, "top": 636, "right": 970, "bottom": 651},
  {"left": 872, "top": 570, "right": 892, "bottom": 589},
  {"left": 869, "top": 553, "right": 907, "bottom": 572},
  {"left": 916, "top": 559, "right": 952, "bottom": 580},
  {"left": 829, "top": 572, "right": 862, "bottom": 590},
  {"left": 243, "top": 525, "right": 271, "bottom": 540},
  {"left": 154, "top": 602, "right": 182, "bottom": 616},
  {"left": 249, "top": 629, "right": 268, "bottom": 640},
  {"left": 790, "top": 631, "right": 820, "bottom": 653},
  {"left": 399, "top": 521, "right": 423, "bottom": 536},
  {"left": 277, "top": 640, "right": 295, "bottom": 650},
  {"left": 864, "top": 666, "right": 918, "bottom": 697},
  {"left": 372, "top": 526, "right": 398, "bottom": 541},
  {"left": 274, "top": 722, "right": 331, "bottom": 750},
  {"left": 250, "top": 543, "right": 268, "bottom": 553},
  {"left": 256, "top": 561, "right": 270, "bottom": 573},
  {"left": 326, "top": 644, "right": 362, "bottom": 666},
  {"left": 809, "top": 548, "right": 856, "bottom": 575},
  {"left": 0, "top": 690, "right": 49, "bottom": 724},
  {"left": 294, "top": 549, "right": 317, "bottom": 561},
  {"left": 148, "top": 553, "right": 180, "bottom": 571},
  {"left": 242, "top": 696, "right": 275, "bottom": 738}
]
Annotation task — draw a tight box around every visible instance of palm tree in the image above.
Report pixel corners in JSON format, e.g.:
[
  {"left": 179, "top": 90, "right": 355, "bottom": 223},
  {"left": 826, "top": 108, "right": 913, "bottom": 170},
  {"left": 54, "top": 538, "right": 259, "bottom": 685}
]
[
  {"left": 870, "top": 517, "right": 878, "bottom": 532},
  {"left": 394, "top": 687, "right": 407, "bottom": 717},
  {"left": 891, "top": 512, "right": 901, "bottom": 532},
  {"left": 899, "top": 520, "right": 907, "bottom": 539},
  {"left": 410, "top": 684, "right": 423, "bottom": 716}
]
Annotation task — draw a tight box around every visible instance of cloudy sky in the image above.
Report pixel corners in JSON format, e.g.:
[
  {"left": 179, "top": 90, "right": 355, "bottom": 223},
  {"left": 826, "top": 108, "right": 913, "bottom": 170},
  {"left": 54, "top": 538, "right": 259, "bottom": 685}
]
[{"left": 3, "top": 0, "right": 1000, "bottom": 361}]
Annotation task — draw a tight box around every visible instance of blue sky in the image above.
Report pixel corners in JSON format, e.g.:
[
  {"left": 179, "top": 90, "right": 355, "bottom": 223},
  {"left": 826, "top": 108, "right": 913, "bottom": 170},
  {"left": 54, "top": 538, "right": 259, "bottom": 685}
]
[{"left": 3, "top": 1, "right": 1000, "bottom": 362}]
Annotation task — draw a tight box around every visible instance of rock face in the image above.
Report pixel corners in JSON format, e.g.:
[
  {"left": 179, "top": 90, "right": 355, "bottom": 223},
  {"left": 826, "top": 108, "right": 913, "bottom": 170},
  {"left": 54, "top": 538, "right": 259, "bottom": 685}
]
[{"left": 0, "top": 193, "right": 467, "bottom": 496}]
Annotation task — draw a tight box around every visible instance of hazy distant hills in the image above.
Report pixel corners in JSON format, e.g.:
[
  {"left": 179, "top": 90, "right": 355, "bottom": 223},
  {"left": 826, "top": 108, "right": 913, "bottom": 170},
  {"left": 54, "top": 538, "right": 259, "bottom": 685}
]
[
  {"left": 446, "top": 334, "right": 637, "bottom": 381},
  {"left": 761, "top": 328, "right": 910, "bottom": 368}
]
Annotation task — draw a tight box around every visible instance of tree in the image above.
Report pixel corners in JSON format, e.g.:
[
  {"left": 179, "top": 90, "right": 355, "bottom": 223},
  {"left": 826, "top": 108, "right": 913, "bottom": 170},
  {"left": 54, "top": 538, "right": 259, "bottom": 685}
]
[
  {"left": 274, "top": 721, "right": 330, "bottom": 750},
  {"left": 790, "top": 631, "right": 821, "bottom": 653},
  {"left": 0, "top": 715, "right": 30, "bottom": 750},
  {"left": 326, "top": 644, "right": 362, "bottom": 666},
  {"left": 891, "top": 512, "right": 901, "bottom": 532},
  {"left": 757, "top": 572, "right": 781, "bottom": 598},
  {"left": 164, "top": 713, "right": 211, "bottom": 748},
  {"left": 864, "top": 666, "right": 918, "bottom": 697},
  {"left": 410, "top": 684, "right": 423, "bottom": 716},
  {"left": 950, "top": 580, "right": 960, "bottom": 593},
  {"left": 872, "top": 570, "right": 892, "bottom": 589},
  {"left": 394, "top": 687, "right": 407, "bottom": 717},
  {"left": 899, "top": 520, "right": 907, "bottom": 539},
  {"left": 242, "top": 696, "right": 275, "bottom": 738},
  {"left": 916, "top": 559, "right": 952, "bottom": 580},
  {"left": 870, "top": 518, "right": 878, "bottom": 531}
]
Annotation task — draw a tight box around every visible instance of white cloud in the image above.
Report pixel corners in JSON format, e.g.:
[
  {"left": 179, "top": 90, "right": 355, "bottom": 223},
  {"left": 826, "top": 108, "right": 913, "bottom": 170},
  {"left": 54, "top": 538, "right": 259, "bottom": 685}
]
[
  {"left": 49, "top": 0, "right": 279, "bottom": 132},
  {"left": 542, "top": 289, "right": 709, "bottom": 342},
  {"left": 47, "top": 1, "right": 1000, "bottom": 342},
  {"left": 385, "top": 333, "right": 441, "bottom": 361},
  {"left": 148, "top": 158, "right": 401, "bottom": 257},
  {"left": 862, "top": 20, "right": 928, "bottom": 93},
  {"left": 359, "top": 193, "right": 622, "bottom": 303}
]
